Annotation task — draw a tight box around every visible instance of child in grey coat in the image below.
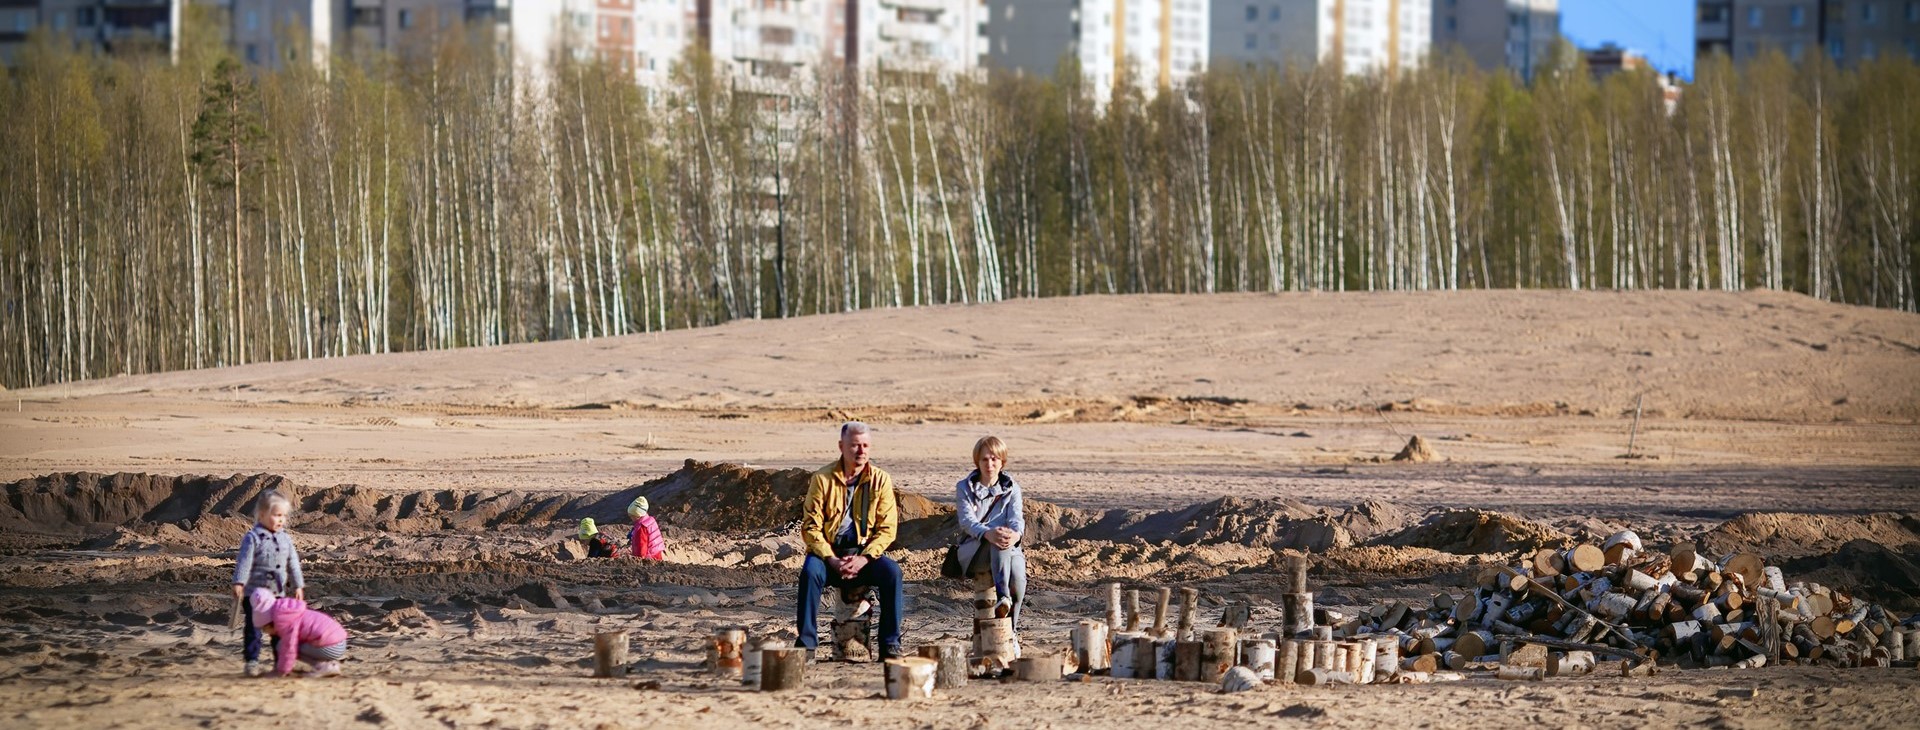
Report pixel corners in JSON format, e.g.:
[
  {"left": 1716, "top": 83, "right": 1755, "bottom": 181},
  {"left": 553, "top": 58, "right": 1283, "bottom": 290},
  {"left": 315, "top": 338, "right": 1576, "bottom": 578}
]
[{"left": 231, "top": 489, "right": 305, "bottom": 676}]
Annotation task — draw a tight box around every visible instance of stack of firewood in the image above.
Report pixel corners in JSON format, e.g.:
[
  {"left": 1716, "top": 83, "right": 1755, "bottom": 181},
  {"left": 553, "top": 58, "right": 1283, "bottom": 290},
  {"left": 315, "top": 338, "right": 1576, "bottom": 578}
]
[
  {"left": 1326, "top": 531, "right": 1920, "bottom": 675},
  {"left": 1067, "top": 542, "right": 1919, "bottom": 688}
]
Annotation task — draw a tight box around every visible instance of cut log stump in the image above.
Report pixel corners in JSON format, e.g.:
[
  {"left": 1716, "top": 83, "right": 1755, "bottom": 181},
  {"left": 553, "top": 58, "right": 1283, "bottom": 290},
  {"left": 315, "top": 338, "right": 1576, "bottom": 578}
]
[
  {"left": 592, "top": 631, "right": 629, "bottom": 679},
  {"left": 884, "top": 657, "right": 937, "bottom": 699}
]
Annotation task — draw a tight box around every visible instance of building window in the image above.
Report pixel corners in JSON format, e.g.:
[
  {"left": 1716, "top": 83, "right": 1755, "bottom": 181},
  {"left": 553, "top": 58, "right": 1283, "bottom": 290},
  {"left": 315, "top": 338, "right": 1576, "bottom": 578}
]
[
  {"left": 1863, "top": 39, "right": 1877, "bottom": 57},
  {"left": 1829, "top": 38, "right": 1844, "bottom": 60},
  {"left": 1245, "top": 32, "right": 1255, "bottom": 50},
  {"left": 245, "top": 9, "right": 259, "bottom": 31},
  {"left": 1864, "top": 2, "right": 1878, "bottom": 22},
  {"left": 1749, "top": 6, "right": 1763, "bottom": 26},
  {"left": 245, "top": 43, "right": 258, "bottom": 63},
  {"left": 1791, "top": 5, "right": 1806, "bottom": 26},
  {"left": 1910, "top": 1, "right": 1919, "bottom": 21},
  {"left": 1789, "top": 41, "right": 1805, "bottom": 59},
  {"left": 1245, "top": 4, "right": 1256, "bottom": 22},
  {"left": 398, "top": 9, "right": 413, "bottom": 29},
  {"left": 1270, "top": 6, "right": 1279, "bottom": 21},
  {"left": 1447, "top": 16, "right": 1456, "bottom": 31}
]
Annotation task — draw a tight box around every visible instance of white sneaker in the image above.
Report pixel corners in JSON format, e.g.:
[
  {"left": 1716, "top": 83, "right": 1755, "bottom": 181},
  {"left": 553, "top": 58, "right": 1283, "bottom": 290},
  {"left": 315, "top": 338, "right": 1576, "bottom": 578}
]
[
  {"left": 243, "top": 661, "right": 262, "bottom": 677},
  {"left": 310, "top": 661, "right": 341, "bottom": 678}
]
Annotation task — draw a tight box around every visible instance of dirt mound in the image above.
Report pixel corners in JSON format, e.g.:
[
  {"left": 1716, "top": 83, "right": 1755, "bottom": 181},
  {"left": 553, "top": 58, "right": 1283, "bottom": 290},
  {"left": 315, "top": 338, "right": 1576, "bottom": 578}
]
[
  {"left": 1699, "top": 512, "right": 1920, "bottom": 560},
  {"left": 1375, "top": 509, "right": 1571, "bottom": 554},
  {"left": 1391, "top": 435, "right": 1439, "bottom": 462},
  {"left": 1781, "top": 540, "right": 1920, "bottom": 612},
  {"left": 0, "top": 472, "right": 294, "bottom": 538},
  {"left": 2, "top": 472, "right": 648, "bottom": 542},
  {"left": 635, "top": 459, "right": 951, "bottom": 536},
  {"left": 1336, "top": 500, "right": 1417, "bottom": 543},
  {"left": 1059, "top": 498, "right": 1427, "bottom": 553},
  {"left": 1062, "top": 496, "right": 1320, "bottom": 547}
]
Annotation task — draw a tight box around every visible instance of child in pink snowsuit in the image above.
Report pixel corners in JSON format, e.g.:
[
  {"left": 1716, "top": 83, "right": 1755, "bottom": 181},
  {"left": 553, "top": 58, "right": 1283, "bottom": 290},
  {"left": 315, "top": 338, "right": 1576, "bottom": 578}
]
[
  {"left": 627, "top": 496, "right": 666, "bottom": 560},
  {"left": 251, "top": 588, "right": 349, "bottom": 677}
]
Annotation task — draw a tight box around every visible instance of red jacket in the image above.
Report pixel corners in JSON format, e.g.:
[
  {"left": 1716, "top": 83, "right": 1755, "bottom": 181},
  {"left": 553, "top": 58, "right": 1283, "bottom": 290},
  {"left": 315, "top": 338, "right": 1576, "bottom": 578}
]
[{"left": 629, "top": 515, "right": 665, "bottom": 560}]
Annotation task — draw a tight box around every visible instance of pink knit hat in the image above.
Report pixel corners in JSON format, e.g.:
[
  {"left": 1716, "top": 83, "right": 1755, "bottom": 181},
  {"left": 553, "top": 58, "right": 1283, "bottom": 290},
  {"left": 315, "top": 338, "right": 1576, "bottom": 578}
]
[{"left": 250, "top": 588, "right": 277, "bottom": 628}]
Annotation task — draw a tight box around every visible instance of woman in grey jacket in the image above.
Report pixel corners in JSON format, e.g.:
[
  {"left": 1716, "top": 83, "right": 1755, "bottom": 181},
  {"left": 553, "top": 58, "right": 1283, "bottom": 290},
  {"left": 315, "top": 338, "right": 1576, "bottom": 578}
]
[{"left": 955, "top": 436, "right": 1027, "bottom": 629}]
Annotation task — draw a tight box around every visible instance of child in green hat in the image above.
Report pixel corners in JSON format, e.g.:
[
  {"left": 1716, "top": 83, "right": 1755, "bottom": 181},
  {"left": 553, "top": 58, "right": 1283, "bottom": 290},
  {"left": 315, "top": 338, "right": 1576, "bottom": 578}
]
[{"left": 578, "top": 518, "right": 620, "bottom": 558}]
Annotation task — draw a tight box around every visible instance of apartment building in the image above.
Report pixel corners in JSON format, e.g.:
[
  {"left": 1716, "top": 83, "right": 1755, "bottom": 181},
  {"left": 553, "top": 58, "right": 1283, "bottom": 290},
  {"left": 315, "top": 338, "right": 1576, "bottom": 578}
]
[
  {"left": 983, "top": 0, "right": 1210, "bottom": 102},
  {"left": 1698, "top": 0, "right": 1919, "bottom": 65},
  {"left": 0, "top": 0, "right": 184, "bottom": 65},
  {"left": 1430, "top": 0, "right": 1555, "bottom": 79},
  {"left": 1210, "top": 0, "right": 1428, "bottom": 77}
]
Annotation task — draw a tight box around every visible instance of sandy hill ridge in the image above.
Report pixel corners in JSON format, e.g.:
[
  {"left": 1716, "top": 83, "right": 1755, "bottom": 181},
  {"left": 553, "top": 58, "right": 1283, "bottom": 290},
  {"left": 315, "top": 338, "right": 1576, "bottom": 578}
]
[{"left": 17, "top": 290, "right": 1919, "bottom": 422}]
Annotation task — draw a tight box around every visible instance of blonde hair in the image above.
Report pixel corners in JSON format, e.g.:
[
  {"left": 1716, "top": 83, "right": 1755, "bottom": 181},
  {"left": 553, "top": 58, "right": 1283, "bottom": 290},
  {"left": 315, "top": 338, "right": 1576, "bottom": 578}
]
[
  {"left": 972, "top": 436, "right": 1008, "bottom": 469},
  {"left": 254, "top": 490, "right": 292, "bottom": 520}
]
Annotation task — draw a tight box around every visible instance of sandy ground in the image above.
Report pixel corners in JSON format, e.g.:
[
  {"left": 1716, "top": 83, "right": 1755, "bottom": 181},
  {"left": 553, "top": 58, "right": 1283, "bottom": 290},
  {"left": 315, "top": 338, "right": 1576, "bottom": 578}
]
[{"left": 2, "top": 289, "right": 1919, "bottom": 729}]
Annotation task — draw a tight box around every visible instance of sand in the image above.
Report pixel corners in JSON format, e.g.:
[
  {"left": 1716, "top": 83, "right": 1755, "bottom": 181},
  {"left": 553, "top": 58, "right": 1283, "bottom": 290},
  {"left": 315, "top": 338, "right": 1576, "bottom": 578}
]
[{"left": 2, "top": 289, "right": 1919, "bottom": 728}]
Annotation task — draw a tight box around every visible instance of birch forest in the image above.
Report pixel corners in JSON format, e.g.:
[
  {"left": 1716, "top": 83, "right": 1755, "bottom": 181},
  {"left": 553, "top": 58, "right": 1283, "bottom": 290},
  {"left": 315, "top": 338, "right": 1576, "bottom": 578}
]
[{"left": 3, "top": 30, "right": 1917, "bottom": 389}]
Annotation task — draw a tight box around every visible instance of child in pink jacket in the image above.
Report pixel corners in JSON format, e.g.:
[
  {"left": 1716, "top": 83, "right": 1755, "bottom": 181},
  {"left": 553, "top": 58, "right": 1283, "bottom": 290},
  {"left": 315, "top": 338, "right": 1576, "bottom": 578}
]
[{"left": 251, "top": 588, "right": 349, "bottom": 677}]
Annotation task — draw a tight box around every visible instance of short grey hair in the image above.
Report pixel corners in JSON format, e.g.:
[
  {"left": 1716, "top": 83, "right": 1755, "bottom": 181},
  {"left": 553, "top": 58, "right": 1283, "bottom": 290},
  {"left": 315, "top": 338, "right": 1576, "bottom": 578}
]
[{"left": 839, "top": 421, "right": 872, "bottom": 440}]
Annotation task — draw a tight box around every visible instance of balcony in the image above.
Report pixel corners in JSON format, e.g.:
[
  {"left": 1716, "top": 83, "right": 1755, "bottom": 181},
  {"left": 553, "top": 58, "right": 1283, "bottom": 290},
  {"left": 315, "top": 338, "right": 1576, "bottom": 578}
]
[
  {"left": 882, "top": 0, "right": 947, "bottom": 13},
  {"left": 879, "top": 20, "right": 944, "bottom": 44},
  {"left": 737, "top": 7, "right": 801, "bottom": 30}
]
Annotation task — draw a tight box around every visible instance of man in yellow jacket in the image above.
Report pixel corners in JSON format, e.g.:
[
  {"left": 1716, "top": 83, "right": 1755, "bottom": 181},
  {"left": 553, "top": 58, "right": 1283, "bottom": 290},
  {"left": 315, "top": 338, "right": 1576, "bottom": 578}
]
[{"left": 796, "top": 421, "right": 903, "bottom": 661}]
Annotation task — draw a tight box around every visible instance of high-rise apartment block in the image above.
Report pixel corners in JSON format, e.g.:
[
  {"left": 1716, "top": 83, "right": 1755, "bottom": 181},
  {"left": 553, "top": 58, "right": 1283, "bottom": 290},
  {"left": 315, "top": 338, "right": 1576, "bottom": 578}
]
[
  {"left": 1698, "top": 1, "right": 1919, "bottom": 65},
  {"left": 982, "top": 0, "right": 1209, "bottom": 102},
  {"left": 1430, "top": 0, "right": 1555, "bottom": 79},
  {"left": 1210, "top": 0, "right": 1428, "bottom": 77},
  {"left": 0, "top": 0, "right": 185, "bottom": 65}
]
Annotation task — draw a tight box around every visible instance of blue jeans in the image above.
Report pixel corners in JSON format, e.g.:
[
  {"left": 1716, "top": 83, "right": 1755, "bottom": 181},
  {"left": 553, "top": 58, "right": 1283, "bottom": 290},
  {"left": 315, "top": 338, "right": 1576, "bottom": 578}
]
[{"left": 796, "top": 554, "right": 902, "bottom": 651}]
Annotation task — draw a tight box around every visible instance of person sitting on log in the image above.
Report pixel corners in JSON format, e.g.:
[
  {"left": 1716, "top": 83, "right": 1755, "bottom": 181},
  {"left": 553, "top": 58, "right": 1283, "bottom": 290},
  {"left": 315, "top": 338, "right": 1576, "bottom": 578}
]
[
  {"left": 954, "top": 435, "right": 1027, "bottom": 630},
  {"left": 578, "top": 518, "right": 620, "bottom": 558},
  {"left": 795, "top": 421, "right": 904, "bottom": 662},
  {"left": 626, "top": 497, "right": 666, "bottom": 560}
]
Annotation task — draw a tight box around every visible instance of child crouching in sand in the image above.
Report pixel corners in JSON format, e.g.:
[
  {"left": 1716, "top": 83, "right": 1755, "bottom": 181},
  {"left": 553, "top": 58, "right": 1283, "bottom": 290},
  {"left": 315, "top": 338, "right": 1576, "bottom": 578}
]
[{"left": 251, "top": 588, "right": 348, "bottom": 677}]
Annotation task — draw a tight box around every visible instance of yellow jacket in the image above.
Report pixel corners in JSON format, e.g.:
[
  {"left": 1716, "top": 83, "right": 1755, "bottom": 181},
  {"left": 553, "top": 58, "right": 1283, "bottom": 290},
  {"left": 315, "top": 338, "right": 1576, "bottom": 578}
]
[{"left": 801, "top": 461, "right": 898, "bottom": 559}]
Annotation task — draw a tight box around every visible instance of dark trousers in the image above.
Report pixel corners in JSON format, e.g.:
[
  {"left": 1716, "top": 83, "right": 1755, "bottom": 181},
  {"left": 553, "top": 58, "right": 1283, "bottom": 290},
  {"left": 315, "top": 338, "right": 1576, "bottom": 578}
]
[
  {"left": 796, "top": 554, "right": 902, "bottom": 650},
  {"left": 240, "top": 595, "right": 283, "bottom": 663}
]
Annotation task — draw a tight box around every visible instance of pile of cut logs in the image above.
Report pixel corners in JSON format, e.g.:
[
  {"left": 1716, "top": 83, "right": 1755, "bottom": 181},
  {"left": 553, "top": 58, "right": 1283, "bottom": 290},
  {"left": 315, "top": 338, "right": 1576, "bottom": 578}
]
[
  {"left": 1064, "top": 539, "right": 1919, "bottom": 688},
  {"left": 1350, "top": 532, "right": 1920, "bottom": 674}
]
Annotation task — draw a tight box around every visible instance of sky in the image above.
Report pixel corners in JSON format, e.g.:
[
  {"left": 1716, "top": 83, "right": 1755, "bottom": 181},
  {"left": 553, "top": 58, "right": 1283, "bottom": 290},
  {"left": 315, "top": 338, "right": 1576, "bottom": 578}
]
[{"left": 1558, "top": 0, "right": 1698, "bottom": 80}]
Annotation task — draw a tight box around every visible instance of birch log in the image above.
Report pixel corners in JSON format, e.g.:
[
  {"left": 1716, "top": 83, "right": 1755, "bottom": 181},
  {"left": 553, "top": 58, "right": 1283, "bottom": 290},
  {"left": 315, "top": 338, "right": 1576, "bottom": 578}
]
[
  {"left": 708, "top": 628, "right": 746, "bottom": 679},
  {"left": 1200, "top": 627, "right": 1238, "bottom": 683},
  {"left": 1126, "top": 588, "right": 1142, "bottom": 632},
  {"left": 884, "top": 657, "right": 937, "bottom": 699},
  {"left": 592, "top": 631, "right": 628, "bottom": 679},
  {"left": 974, "top": 617, "right": 1018, "bottom": 674},
  {"left": 1277, "top": 639, "right": 1300, "bottom": 685},
  {"left": 1240, "top": 638, "right": 1276, "bottom": 680},
  {"left": 1109, "top": 631, "right": 1147, "bottom": 678},
  {"left": 1174, "top": 640, "right": 1204, "bottom": 681},
  {"left": 919, "top": 642, "right": 969, "bottom": 689},
  {"left": 760, "top": 648, "right": 805, "bottom": 691},
  {"left": 1152, "top": 587, "right": 1172, "bottom": 637},
  {"left": 1176, "top": 587, "right": 1199, "bottom": 640},
  {"left": 1014, "top": 653, "right": 1064, "bottom": 682},
  {"left": 1071, "top": 619, "right": 1110, "bottom": 674},
  {"left": 1282, "top": 593, "right": 1314, "bottom": 637}
]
